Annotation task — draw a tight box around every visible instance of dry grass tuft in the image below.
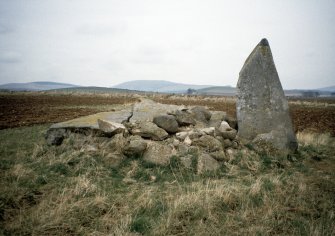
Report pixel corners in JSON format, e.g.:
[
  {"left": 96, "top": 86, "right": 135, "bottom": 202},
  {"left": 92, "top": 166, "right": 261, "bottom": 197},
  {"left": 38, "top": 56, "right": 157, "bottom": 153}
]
[{"left": 297, "top": 131, "right": 334, "bottom": 146}]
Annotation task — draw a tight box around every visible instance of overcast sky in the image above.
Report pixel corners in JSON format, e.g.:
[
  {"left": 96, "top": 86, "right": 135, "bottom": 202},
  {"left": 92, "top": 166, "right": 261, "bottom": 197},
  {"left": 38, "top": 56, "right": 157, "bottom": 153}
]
[{"left": 0, "top": 0, "right": 334, "bottom": 89}]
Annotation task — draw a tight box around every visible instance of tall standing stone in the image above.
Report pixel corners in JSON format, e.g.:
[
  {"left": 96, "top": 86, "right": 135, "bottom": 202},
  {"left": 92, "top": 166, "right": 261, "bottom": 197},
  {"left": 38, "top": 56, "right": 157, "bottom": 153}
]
[{"left": 236, "top": 38, "right": 298, "bottom": 153}]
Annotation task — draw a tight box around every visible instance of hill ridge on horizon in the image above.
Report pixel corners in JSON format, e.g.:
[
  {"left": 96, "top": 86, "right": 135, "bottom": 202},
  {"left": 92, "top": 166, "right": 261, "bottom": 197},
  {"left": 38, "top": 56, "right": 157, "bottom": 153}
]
[{"left": 1, "top": 80, "right": 334, "bottom": 94}]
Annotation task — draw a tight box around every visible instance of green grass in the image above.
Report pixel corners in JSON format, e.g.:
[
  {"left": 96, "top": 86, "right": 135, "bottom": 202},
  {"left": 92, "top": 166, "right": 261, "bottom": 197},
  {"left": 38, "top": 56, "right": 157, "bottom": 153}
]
[{"left": 0, "top": 125, "right": 334, "bottom": 235}]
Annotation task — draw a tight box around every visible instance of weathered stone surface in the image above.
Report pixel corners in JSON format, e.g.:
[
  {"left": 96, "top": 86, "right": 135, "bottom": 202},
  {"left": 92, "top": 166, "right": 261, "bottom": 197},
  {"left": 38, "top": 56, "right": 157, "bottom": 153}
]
[
  {"left": 124, "top": 135, "right": 147, "bottom": 157},
  {"left": 236, "top": 38, "right": 297, "bottom": 153},
  {"left": 197, "top": 153, "right": 220, "bottom": 174},
  {"left": 192, "top": 135, "right": 223, "bottom": 152},
  {"left": 219, "top": 129, "right": 237, "bottom": 140},
  {"left": 50, "top": 107, "right": 133, "bottom": 130},
  {"left": 210, "top": 151, "right": 229, "bottom": 162},
  {"left": 200, "top": 127, "right": 215, "bottom": 136},
  {"left": 130, "top": 99, "right": 184, "bottom": 123},
  {"left": 252, "top": 130, "right": 295, "bottom": 154},
  {"left": 225, "top": 148, "right": 238, "bottom": 161},
  {"left": 153, "top": 115, "right": 179, "bottom": 133},
  {"left": 108, "top": 133, "right": 127, "bottom": 153},
  {"left": 223, "top": 139, "right": 233, "bottom": 148},
  {"left": 142, "top": 142, "right": 176, "bottom": 166},
  {"left": 191, "top": 106, "right": 211, "bottom": 123},
  {"left": 46, "top": 128, "right": 67, "bottom": 145},
  {"left": 209, "top": 111, "right": 227, "bottom": 128},
  {"left": 187, "top": 130, "right": 204, "bottom": 139},
  {"left": 184, "top": 136, "right": 192, "bottom": 146},
  {"left": 174, "top": 110, "right": 196, "bottom": 126},
  {"left": 176, "top": 131, "right": 188, "bottom": 141},
  {"left": 180, "top": 155, "right": 193, "bottom": 169},
  {"left": 130, "top": 121, "right": 169, "bottom": 141},
  {"left": 97, "top": 119, "right": 126, "bottom": 136},
  {"left": 46, "top": 99, "right": 184, "bottom": 142},
  {"left": 218, "top": 121, "right": 231, "bottom": 132}
]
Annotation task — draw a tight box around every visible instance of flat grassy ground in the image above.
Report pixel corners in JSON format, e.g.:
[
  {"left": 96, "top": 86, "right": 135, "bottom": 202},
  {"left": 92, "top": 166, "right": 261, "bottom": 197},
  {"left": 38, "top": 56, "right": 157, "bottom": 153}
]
[{"left": 0, "top": 92, "right": 335, "bottom": 235}]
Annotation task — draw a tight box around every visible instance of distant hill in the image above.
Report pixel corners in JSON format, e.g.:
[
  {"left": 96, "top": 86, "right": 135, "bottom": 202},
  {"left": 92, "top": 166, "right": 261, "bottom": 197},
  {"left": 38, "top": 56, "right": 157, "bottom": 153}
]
[
  {"left": 196, "top": 86, "right": 236, "bottom": 96},
  {"left": 317, "top": 85, "right": 335, "bottom": 92},
  {"left": 48, "top": 86, "right": 145, "bottom": 94},
  {"left": 113, "top": 80, "right": 213, "bottom": 93},
  {"left": 0, "top": 81, "right": 79, "bottom": 91}
]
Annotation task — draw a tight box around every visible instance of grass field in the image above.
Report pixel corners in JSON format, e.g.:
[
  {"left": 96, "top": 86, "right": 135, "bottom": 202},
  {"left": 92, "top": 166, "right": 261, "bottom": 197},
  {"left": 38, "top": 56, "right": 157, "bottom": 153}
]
[{"left": 0, "top": 92, "right": 335, "bottom": 235}]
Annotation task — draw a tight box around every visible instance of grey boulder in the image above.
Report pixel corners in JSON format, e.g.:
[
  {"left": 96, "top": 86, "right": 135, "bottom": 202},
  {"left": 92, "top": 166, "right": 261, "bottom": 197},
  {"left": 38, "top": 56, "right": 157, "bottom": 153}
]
[
  {"left": 197, "top": 153, "right": 221, "bottom": 174},
  {"left": 46, "top": 128, "right": 67, "bottom": 146},
  {"left": 142, "top": 142, "right": 176, "bottom": 166},
  {"left": 192, "top": 135, "right": 223, "bottom": 152},
  {"left": 124, "top": 135, "right": 147, "bottom": 157},
  {"left": 153, "top": 115, "right": 179, "bottom": 133},
  {"left": 130, "top": 121, "right": 169, "bottom": 141},
  {"left": 191, "top": 106, "right": 212, "bottom": 123}
]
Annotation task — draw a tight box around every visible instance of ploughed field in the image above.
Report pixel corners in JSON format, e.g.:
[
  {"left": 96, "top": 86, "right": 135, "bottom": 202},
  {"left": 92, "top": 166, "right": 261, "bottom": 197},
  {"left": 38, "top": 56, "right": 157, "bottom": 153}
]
[{"left": 1, "top": 92, "right": 334, "bottom": 135}]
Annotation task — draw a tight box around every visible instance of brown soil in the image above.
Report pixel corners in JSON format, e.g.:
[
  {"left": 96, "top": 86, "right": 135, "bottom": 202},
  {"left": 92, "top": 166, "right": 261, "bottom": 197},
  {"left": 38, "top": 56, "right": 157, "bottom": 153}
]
[
  {"left": 0, "top": 93, "right": 334, "bottom": 135},
  {"left": 0, "top": 93, "right": 136, "bottom": 129}
]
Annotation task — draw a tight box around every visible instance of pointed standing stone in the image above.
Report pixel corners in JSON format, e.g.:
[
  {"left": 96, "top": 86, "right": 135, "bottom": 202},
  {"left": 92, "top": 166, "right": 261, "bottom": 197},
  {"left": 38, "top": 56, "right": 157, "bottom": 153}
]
[{"left": 236, "top": 38, "right": 298, "bottom": 153}]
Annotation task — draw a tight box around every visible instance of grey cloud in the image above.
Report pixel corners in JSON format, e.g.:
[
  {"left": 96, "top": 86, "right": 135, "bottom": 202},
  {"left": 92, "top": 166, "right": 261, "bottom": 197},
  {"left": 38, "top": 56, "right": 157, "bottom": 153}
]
[
  {"left": 76, "top": 23, "right": 126, "bottom": 35},
  {"left": 0, "top": 25, "right": 10, "bottom": 34},
  {"left": 0, "top": 51, "right": 22, "bottom": 63}
]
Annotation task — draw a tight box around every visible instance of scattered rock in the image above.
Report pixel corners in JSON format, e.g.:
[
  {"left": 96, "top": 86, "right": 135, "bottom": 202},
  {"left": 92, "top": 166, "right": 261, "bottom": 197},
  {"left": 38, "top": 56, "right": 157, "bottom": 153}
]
[
  {"left": 218, "top": 121, "right": 231, "bottom": 132},
  {"left": 223, "top": 139, "right": 233, "bottom": 148},
  {"left": 124, "top": 135, "right": 147, "bottom": 157},
  {"left": 219, "top": 129, "right": 237, "bottom": 140},
  {"left": 109, "top": 133, "right": 127, "bottom": 153},
  {"left": 200, "top": 127, "right": 215, "bottom": 136},
  {"left": 180, "top": 155, "right": 193, "bottom": 169},
  {"left": 192, "top": 135, "right": 223, "bottom": 152},
  {"left": 197, "top": 153, "right": 220, "bottom": 174},
  {"left": 209, "top": 111, "right": 227, "bottom": 128},
  {"left": 225, "top": 148, "right": 238, "bottom": 161},
  {"left": 191, "top": 106, "right": 212, "bottom": 123},
  {"left": 172, "top": 139, "right": 180, "bottom": 147},
  {"left": 178, "top": 144, "right": 190, "bottom": 155},
  {"left": 153, "top": 115, "right": 179, "bottom": 133},
  {"left": 130, "top": 98, "right": 184, "bottom": 123},
  {"left": 184, "top": 136, "right": 192, "bottom": 146},
  {"left": 236, "top": 38, "right": 297, "bottom": 153},
  {"left": 188, "top": 130, "right": 203, "bottom": 139},
  {"left": 130, "top": 121, "right": 169, "bottom": 141},
  {"left": 174, "top": 110, "right": 196, "bottom": 126},
  {"left": 97, "top": 119, "right": 126, "bottom": 136},
  {"left": 176, "top": 131, "right": 188, "bottom": 141},
  {"left": 231, "top": 140, "right": 239, "bottom": 149},
  {"left": 210, "top": 151, "right": 229, "bottom": 162},
  {"left": 142, "top": 142, "right": 176, "bottom": 166},
  {"left": 46, "top": 128, "right": 67, "bottom": 146}
]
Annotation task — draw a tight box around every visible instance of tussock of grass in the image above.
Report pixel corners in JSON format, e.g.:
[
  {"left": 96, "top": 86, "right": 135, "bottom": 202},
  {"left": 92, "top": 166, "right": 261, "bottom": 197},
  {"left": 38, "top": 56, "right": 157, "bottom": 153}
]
[
  {"left": 297, "top": 131, "right": 334, "bottom": 147},
  {"left": 1, "top": 125, "right": 334, "bottom": 235}
]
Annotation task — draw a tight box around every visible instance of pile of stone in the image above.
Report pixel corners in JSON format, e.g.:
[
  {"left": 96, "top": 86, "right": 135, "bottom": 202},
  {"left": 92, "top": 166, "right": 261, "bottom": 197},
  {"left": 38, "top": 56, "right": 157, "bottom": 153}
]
[{"left": 46, "top": 99, "right": 240, "bottom": 174}]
